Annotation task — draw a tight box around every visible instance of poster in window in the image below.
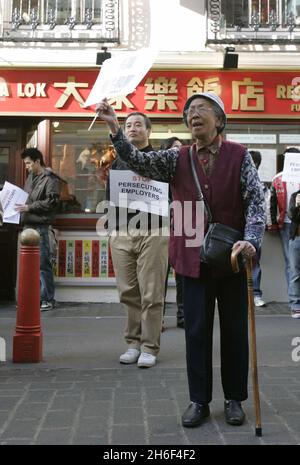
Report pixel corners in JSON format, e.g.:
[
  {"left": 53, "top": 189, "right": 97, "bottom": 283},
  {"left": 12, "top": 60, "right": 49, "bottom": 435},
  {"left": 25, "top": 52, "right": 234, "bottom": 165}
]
[{"left": 249, "top": 148, "right": 277, "bottom": 182}]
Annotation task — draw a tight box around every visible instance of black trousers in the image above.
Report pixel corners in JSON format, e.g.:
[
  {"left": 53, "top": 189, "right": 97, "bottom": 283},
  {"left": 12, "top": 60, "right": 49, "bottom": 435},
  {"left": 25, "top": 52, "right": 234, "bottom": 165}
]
[
  {"left": 183, "top": 266, "right": 249, "bottom": 404},
  {"left": 163, "top": 265, "right": 184, "bottom": 320}
]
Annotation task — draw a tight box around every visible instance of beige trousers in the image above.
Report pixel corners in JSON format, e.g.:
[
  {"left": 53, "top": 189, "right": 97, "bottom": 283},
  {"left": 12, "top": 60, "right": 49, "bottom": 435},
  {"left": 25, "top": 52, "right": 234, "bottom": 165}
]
[{"left": 110, "top": 232, "right": 169, "bottom": 356}]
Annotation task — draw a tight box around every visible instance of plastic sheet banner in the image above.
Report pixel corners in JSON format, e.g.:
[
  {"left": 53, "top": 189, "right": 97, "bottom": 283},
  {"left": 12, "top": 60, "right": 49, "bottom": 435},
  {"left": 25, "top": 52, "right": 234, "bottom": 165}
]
[{"left": 110, "top": 170, "right": 169, "bottom": 217}]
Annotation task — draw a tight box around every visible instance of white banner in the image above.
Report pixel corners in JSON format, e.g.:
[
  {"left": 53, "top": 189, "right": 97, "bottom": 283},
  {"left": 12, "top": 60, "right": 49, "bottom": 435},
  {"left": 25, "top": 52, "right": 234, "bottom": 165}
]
[
  {"left": 109, "top": 170, "right": 169, "bottom": 216},
  {"left": 0, "top": 181, "right": 28, "bottom": 224},
  {"left": 282, "top": 153, "right": 300, "bottom": 183},
  {"left": 84, "top": 48, "right": 158, "bottom": 108}
]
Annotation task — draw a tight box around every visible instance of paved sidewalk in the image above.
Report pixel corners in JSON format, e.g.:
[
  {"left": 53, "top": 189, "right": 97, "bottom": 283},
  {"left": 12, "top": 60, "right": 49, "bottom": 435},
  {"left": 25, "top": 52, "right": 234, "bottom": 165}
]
[{"left": 0, "top": 302, "right": 299, "bottom": 445}]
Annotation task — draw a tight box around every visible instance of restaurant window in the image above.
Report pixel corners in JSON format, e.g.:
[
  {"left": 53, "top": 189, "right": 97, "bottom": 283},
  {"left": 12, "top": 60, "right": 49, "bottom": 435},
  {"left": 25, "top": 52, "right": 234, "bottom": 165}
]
[
  {"left": 225, "top": 122, "right": 300, "bottom": 181},
  {"left": 51, "top": 120, "right": 113, "bottom": 214},
  {"left": 51, "top": 119, "right": 191, "bottom": 215}
]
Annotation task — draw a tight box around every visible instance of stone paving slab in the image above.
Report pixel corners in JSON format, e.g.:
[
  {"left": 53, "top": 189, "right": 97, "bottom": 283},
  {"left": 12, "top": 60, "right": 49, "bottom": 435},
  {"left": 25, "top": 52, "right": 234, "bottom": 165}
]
[
  {"left": 0, "top": 366, "right": 299, "bottom": 445},
  {"left": 0, "top": 301, "right": 299, "bottom": 445}
]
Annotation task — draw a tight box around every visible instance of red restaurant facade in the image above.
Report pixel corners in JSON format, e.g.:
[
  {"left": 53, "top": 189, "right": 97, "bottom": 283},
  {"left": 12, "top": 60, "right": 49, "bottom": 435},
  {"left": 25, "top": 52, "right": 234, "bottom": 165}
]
[{"left": 1, "top": 67, "right": 299, "bottom": 301}]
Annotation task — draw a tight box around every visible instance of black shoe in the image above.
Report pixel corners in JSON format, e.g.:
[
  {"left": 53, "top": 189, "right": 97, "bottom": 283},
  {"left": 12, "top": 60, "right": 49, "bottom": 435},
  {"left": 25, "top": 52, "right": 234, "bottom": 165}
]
[
  {"left": 177, "top": 318, "right": 184, "bottom": 329},
  {"left": 182, "top": 402, "right": 210, "bottom": 427},
  {"left": 224, "top": 400, "right": 245, "bottom": 426}
]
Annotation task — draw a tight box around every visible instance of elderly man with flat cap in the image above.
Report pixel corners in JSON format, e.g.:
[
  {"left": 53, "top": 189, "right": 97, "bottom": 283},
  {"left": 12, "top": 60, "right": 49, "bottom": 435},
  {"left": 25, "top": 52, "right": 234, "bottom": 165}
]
[{"left": 96, "top": 93, "right": 265, "bottom": 428}]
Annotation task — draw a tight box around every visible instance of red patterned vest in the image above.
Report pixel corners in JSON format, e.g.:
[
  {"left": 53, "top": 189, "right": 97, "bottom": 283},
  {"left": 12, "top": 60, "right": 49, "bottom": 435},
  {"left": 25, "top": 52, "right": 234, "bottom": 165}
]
[{"left": 169, "top": 141, "right": 246, "bottom": 278}]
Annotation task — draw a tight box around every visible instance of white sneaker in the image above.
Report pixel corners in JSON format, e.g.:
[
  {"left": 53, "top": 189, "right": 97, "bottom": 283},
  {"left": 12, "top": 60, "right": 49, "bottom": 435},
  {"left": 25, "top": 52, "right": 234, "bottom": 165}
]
[
  {"left": 40, "top": 301, "right": 53, "bottom": 311},
  {"left": 119, "top": 348, "right": 140, "bottom": 364},
  {"left": 137, "top": 352, "right": 156, "bottom": 368},
  {"left": 291, "top": 310, "right": 300, "bottom": 319},
  {"left": 254, "top": 296, "right": 266, "bottom": 307}
]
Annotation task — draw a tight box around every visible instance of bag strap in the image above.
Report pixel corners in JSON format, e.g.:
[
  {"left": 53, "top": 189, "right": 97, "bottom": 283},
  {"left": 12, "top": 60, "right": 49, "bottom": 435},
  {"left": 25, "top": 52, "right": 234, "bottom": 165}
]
[{"left": 189, "top": 146, "right": 213, "bottom": 222}]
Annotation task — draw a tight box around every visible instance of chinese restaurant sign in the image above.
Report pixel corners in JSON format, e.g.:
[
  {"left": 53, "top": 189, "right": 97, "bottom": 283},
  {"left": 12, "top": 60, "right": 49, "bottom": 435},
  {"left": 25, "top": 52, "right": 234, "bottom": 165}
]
[{"left": 0, "top": 69, "right": 300, "bottom": 117}]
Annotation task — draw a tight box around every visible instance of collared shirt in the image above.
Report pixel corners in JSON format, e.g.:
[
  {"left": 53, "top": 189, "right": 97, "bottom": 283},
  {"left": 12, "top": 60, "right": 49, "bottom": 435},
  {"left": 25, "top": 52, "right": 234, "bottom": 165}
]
[
  {"left": 111, "top": 128, "right": 266, "bottom": 249},
  {"left": 197, "top": 135, "right": 222, "bottom": 177}
]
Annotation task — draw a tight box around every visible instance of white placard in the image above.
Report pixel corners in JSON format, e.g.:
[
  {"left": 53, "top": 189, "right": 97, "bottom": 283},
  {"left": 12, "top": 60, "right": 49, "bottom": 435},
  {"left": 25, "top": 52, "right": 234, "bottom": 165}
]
[
  {"left": 279, "top": 134, "right": 300, "bottom": 144},
  {"left": 0, "top": 181, "right": 28, "bottom": 224},
  {"left": 84, "top": 48, "right": 158, "bottom": 108},
  {"left": 227, "top": 134, "right": 277, "bottom": 144},
  {"left": 109, "top": 170, "right": 169, "bottom": 216},
  {"left": 248, "top": 148, "right": 277, "bottom": 182},
  {"left": 282, "top": 153, "right": 300, "bottom": 183}
]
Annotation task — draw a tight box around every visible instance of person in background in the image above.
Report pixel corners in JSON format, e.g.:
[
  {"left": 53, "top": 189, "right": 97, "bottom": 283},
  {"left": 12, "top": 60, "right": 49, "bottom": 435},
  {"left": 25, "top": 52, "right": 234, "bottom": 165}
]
[
  {"left": 104, "top": 112, "right": 169, "bottom": 368},
  {"left": 160, "top": 137, "right": 185, "bottom": 330},
  {"left": 160, "top": 137, "right": 182, "bottom": 151},
  {"left": 15, "top": 148, "right": 59, "bottom": 311},
  {"left": 249, "top": 150, "right": 267, "bottom": 308},
  {"left": 269, "top": 147, "right": 300, "bottom": 299},
  {"left": 0, "top": 184, "right": 3, "bottom": 226},
  {"left": 288, "top": 189, "right": 300, "bottom": 319},
  {"left": 96, "top": 93, "right": 265, "bottom": 428}
]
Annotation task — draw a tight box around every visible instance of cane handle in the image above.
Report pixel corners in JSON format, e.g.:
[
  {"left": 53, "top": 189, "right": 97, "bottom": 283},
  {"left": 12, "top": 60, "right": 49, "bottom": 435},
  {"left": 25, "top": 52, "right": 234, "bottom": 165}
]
[{"left": 231, "top": 249, "right": 240, "bottom": 273}]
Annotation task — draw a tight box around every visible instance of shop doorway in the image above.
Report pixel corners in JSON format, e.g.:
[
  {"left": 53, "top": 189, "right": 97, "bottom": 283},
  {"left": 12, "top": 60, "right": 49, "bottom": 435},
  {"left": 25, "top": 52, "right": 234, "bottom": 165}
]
[{"left": 0, "top": 142, "right": 19, "bottom": 301}]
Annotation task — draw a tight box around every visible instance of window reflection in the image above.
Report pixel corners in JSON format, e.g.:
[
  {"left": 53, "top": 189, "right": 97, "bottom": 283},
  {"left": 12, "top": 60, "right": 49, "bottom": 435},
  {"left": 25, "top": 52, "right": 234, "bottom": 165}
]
[
  {"left": 51, "top": 120, "right": 191, "bottom": 215},
  {"left": 51, "top": 121, "right": 114, "bottom": 214}
]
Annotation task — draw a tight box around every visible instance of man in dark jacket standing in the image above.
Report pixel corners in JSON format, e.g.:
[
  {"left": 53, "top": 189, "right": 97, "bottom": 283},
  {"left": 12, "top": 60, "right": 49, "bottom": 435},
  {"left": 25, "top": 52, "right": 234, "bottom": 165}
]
[
  {"left": 96, "top": 93, "right": 265, "bottom": 428},
  {"left": 15, "top": 148, "right": 59, "bottom": 311}
]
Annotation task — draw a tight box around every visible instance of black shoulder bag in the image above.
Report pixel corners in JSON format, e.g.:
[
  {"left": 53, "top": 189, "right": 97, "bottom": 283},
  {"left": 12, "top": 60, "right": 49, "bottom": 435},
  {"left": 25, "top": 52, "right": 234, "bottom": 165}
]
[{"left": 189, "top": 147, "right": 243, "bottom": 274}]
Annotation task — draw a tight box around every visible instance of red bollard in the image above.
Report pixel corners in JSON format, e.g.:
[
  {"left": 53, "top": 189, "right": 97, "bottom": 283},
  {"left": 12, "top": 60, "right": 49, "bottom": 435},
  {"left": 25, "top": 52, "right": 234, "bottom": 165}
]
[{"left": 13, "top": 228, "right": 43, "bottom": 363}]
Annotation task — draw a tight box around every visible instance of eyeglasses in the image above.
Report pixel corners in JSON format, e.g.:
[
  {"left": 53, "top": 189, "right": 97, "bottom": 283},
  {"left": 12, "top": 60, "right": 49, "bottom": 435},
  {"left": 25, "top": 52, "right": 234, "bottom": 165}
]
[{"left": 186, "top": 106, "right": 214, "bottom": 116}]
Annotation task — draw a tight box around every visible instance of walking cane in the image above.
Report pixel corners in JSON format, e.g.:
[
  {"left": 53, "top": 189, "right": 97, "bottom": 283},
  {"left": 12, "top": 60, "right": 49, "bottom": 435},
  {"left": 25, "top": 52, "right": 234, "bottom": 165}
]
[{"left": 231, "top": 251, "right": 262, "bottom": 437}]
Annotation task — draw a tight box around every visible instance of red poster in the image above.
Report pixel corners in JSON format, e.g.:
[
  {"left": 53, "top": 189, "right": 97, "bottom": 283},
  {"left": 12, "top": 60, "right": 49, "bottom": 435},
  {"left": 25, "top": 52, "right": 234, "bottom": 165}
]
[
  {"left": 92, "top": 241, "right": 100, "bottom": 278},
  {"left": 75, "top": 240, "right": 83, "bottom": 278},
  {"left": 58, "top": 240, "right": 66, "bottom": 277},
  {"left": 108, "top": 243, "right": 115, "bottom": 278}
]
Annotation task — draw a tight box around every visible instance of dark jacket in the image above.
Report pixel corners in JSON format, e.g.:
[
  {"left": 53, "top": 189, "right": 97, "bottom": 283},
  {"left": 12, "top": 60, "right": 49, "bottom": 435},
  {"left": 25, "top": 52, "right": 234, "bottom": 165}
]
[
  {"left": 21, "top": 169, "right": 59, "bottom": 226},
  {"left": 288, "top": 189, "right": 300, "bottom": 240}
]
